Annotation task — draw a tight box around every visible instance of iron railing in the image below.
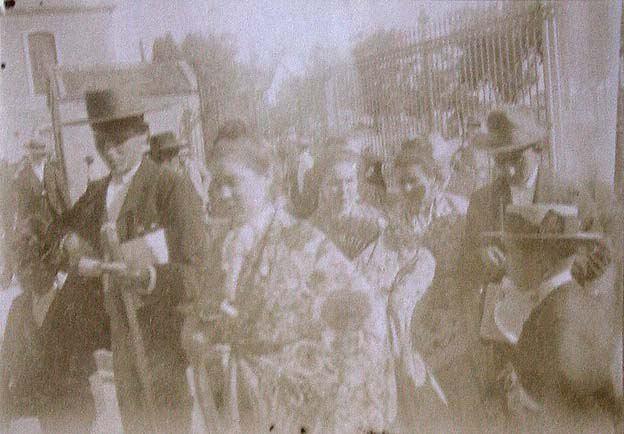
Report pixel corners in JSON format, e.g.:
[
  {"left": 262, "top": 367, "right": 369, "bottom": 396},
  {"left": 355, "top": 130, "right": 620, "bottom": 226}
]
[{"left": 324, "top": 2, "right": 554, "bottom": 147}]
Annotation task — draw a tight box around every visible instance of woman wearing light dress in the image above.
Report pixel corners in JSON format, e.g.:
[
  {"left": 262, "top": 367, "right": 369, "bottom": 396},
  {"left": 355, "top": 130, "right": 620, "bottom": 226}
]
[{"left": 345, "top": 131, "right": 470, "bottom": 431}]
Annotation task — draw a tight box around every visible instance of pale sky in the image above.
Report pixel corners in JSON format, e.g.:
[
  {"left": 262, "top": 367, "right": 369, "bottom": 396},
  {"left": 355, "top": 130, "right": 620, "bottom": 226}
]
[{"left": 113, "top": 0, "right": 482, "bottom": 69}]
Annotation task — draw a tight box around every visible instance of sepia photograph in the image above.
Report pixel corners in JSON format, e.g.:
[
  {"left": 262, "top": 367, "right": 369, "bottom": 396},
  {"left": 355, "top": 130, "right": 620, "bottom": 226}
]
[{"left": 0, "top": 1, "right": 622, "bottom": 433}]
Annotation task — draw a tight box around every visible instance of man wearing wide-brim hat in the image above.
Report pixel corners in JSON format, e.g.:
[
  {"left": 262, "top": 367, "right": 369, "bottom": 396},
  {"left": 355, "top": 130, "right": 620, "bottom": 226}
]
[
  {"left": 459, "top": 106, "right": 621, "bottom": 414},
  {"left": 12, "top": 135, "right": 52, "bottom": 222},
  {"left": 149, "top": 131, "right": 183, "bottom": 165},
  {"left": 462, "top": 107, "right": 554, "bottom": 290},
  {"left": 51, "top": 88, "right": 208, "bottom": 433},
  {"left": 150, "top": 131, "right": 211, "bottom": 211},
  {"left": 2, "top": 130, "right": 69, "bottom": 289}
]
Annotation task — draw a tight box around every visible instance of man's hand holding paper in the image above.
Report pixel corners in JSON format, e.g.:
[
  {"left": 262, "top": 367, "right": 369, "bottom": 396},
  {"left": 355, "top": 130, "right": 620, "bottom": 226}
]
[{"left": 101, "top": 224, "right": 169, "bottom": 296}]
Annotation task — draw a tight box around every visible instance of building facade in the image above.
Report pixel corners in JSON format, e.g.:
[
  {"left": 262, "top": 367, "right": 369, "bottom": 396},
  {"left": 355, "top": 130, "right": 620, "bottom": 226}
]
[{"left": 0, "top": 1, "right": 118, "bottom": 162}]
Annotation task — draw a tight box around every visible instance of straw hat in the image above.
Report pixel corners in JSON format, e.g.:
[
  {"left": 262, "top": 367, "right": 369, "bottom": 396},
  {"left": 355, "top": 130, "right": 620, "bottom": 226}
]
[
  {"left": 473, "top": 107, "right": 547, "bottom": 155},
  {"left": 482, "top": 204, "right": 604, "bottom": 242}
]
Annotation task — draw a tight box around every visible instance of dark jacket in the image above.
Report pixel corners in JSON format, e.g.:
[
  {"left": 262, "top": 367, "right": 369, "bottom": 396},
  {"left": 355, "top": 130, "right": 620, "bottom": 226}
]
[
  {"left": 460, "top": 167, "right": 578, "bottom": 293},
  {"left": 11, "top": 159, "right": 68, "bottom": 225},
  {"left": 460, "top": 166, "right": 622, "bottom": 335},
  {"left": 54, "top": 156, "right": 208, "bottom": 432},
  {"left": 0, "top": 274, "right": 106, "bottom": 428}
]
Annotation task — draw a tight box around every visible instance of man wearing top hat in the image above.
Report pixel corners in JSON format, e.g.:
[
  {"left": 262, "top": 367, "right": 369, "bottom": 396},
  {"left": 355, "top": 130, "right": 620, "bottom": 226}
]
[
  {"left": 461, "top": 106, "right": 621, "bottom": 416},
  {"left": 51, "top": 89, "right": 208, "bottom": 433}
]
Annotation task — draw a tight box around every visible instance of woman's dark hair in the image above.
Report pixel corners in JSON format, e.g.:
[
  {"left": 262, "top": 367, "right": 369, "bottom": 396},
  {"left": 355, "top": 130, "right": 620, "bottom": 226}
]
[
  {"left": 393, "top": 138, "right": 439, "bottom": 181},
  {"left": 287, "top": 159, "right": 321, "bottom": 219},
  {"left": 210, "top": 119, "right": 270, "bottom": 175}
]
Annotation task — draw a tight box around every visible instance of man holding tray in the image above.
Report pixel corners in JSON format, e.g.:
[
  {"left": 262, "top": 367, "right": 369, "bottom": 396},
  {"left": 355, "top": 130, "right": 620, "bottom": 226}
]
[{"left": 461, "top": 106, "right": 621, "bottom": 420}]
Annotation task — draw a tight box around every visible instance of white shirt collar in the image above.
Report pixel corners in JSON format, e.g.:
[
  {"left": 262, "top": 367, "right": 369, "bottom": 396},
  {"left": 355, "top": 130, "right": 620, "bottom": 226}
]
[
  {"left": 106, "top": 159, "right": 143, "bottom": 222},
  {"left": 112, "top": 159, "right": 143, "bottom": 185},
  {"left": 32, "top": 160, "right": 45, "bottom": 183},
  {"left": 510, "top": 166, "right": 539, "bottom": 205}
]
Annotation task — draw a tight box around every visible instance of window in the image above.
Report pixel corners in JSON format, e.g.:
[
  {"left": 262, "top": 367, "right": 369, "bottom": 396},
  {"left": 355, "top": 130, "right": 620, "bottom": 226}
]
[{"left": 27, "top": 32, "right": 58, "bottom": 95}]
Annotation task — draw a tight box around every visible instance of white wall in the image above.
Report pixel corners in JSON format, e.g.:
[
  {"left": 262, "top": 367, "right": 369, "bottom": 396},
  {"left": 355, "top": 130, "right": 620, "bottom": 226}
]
[
  {"left": 555, "top": 0, "right": 622, "bottom": 189},
  {"left": 0, "top": 8, "right": 117, "bottom": 162}
]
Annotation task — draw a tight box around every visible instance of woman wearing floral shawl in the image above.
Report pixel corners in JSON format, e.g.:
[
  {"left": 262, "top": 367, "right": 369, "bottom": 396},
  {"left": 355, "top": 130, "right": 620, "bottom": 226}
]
[{"left": 182, "top": 120, "right": 391, "bottom": 433}]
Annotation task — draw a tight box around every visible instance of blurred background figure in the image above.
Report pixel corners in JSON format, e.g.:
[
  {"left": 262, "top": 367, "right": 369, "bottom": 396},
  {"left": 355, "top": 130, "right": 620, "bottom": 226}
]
[
  {"left": 283, "top": 132, "right": 321, "bottom": 219},
  {"left": 1, "top": 130, "right": 69, "bottom": 292},
  {"left": 149, "top": 131, "right": 211, "bottom": 211},
  {"left": 0, "top": 159, "right": 18, "bottom": 290},
  {"left": 0, "top": 214, "right": 107, "bottom": 433}
]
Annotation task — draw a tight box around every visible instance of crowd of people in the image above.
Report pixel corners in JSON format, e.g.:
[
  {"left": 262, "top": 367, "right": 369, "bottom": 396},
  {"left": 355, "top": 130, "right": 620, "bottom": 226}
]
[{"left": 0, "top": 87, "right": 621, "bottom": 434}]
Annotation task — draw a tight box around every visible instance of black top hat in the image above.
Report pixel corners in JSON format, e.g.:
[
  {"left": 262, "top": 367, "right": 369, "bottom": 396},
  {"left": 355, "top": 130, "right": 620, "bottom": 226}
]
[{"left": 62, "top": 89, "right": 171, "bottom": 128}]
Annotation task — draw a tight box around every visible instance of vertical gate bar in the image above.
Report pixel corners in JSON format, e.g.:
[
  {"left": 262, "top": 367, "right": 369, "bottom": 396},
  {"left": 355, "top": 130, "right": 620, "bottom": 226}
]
[
  {"left": 525, "top": 13, "right": 533, "bottom": 107},
  {"left": 479, "top": 15, "right": 488, "bottom": 110},
  {"left": 446, "top": 13, "right": 455, "bottom": 137},
  {"left": 482, "top": 16, "right": 493, "bottom": 108},
  {"left": 496, "top": 13, "right": 507, "bottom": 104},
  {"left": 453, "top": 14, "right": 465, "bottom": 136},
  {"left": 435, "top": 19, "right": 444, "bottom": 132},
  {"left": 455, "top": 15, "right": 463, "bottom": 136},
  {"left": 551, "top": 3, "right": 563, "bottom": 173},
  {"left": 421, "top": 11, "right": 435, "bottom": 133},
  {"left": 432, "top": 21, "right": 442, "bottom": 131},
  {"left": 491, "top": 13, "right": 500, "bottom": 107},
  {"left": 533, "top": 6, "right": 543, "bottom": 119},
  {"left": 468, "top": 17, "right": 478, "bottom": 117},
  {"left": 542, "top": 4, "right": 558, "bottom": 172},
  {"left": 505, "top": 19, "right": 516, "bottom": 103}
]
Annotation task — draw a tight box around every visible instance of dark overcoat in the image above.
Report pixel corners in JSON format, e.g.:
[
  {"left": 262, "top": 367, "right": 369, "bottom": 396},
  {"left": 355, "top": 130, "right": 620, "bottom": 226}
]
[{"left": 56, "top": 156, "right": 209, "bottom": 433}]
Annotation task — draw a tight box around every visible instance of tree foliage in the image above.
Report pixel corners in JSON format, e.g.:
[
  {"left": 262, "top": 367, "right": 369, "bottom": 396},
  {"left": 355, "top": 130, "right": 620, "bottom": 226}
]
[
  {"left": 152, "top": 32, "right": 270, "bottom": 157},
  {"left": 268, "top": 46, "right": 339, "bottom": 140}
]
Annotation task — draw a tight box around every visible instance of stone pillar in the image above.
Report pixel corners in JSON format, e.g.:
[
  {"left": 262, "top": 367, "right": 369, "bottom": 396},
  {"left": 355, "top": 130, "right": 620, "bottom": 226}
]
[
  {"left": 555, "top": 0, "right": 622, "bottom": 189},
  {"left": 616, "top": 36, "right": 624, "bottom": 201}
]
